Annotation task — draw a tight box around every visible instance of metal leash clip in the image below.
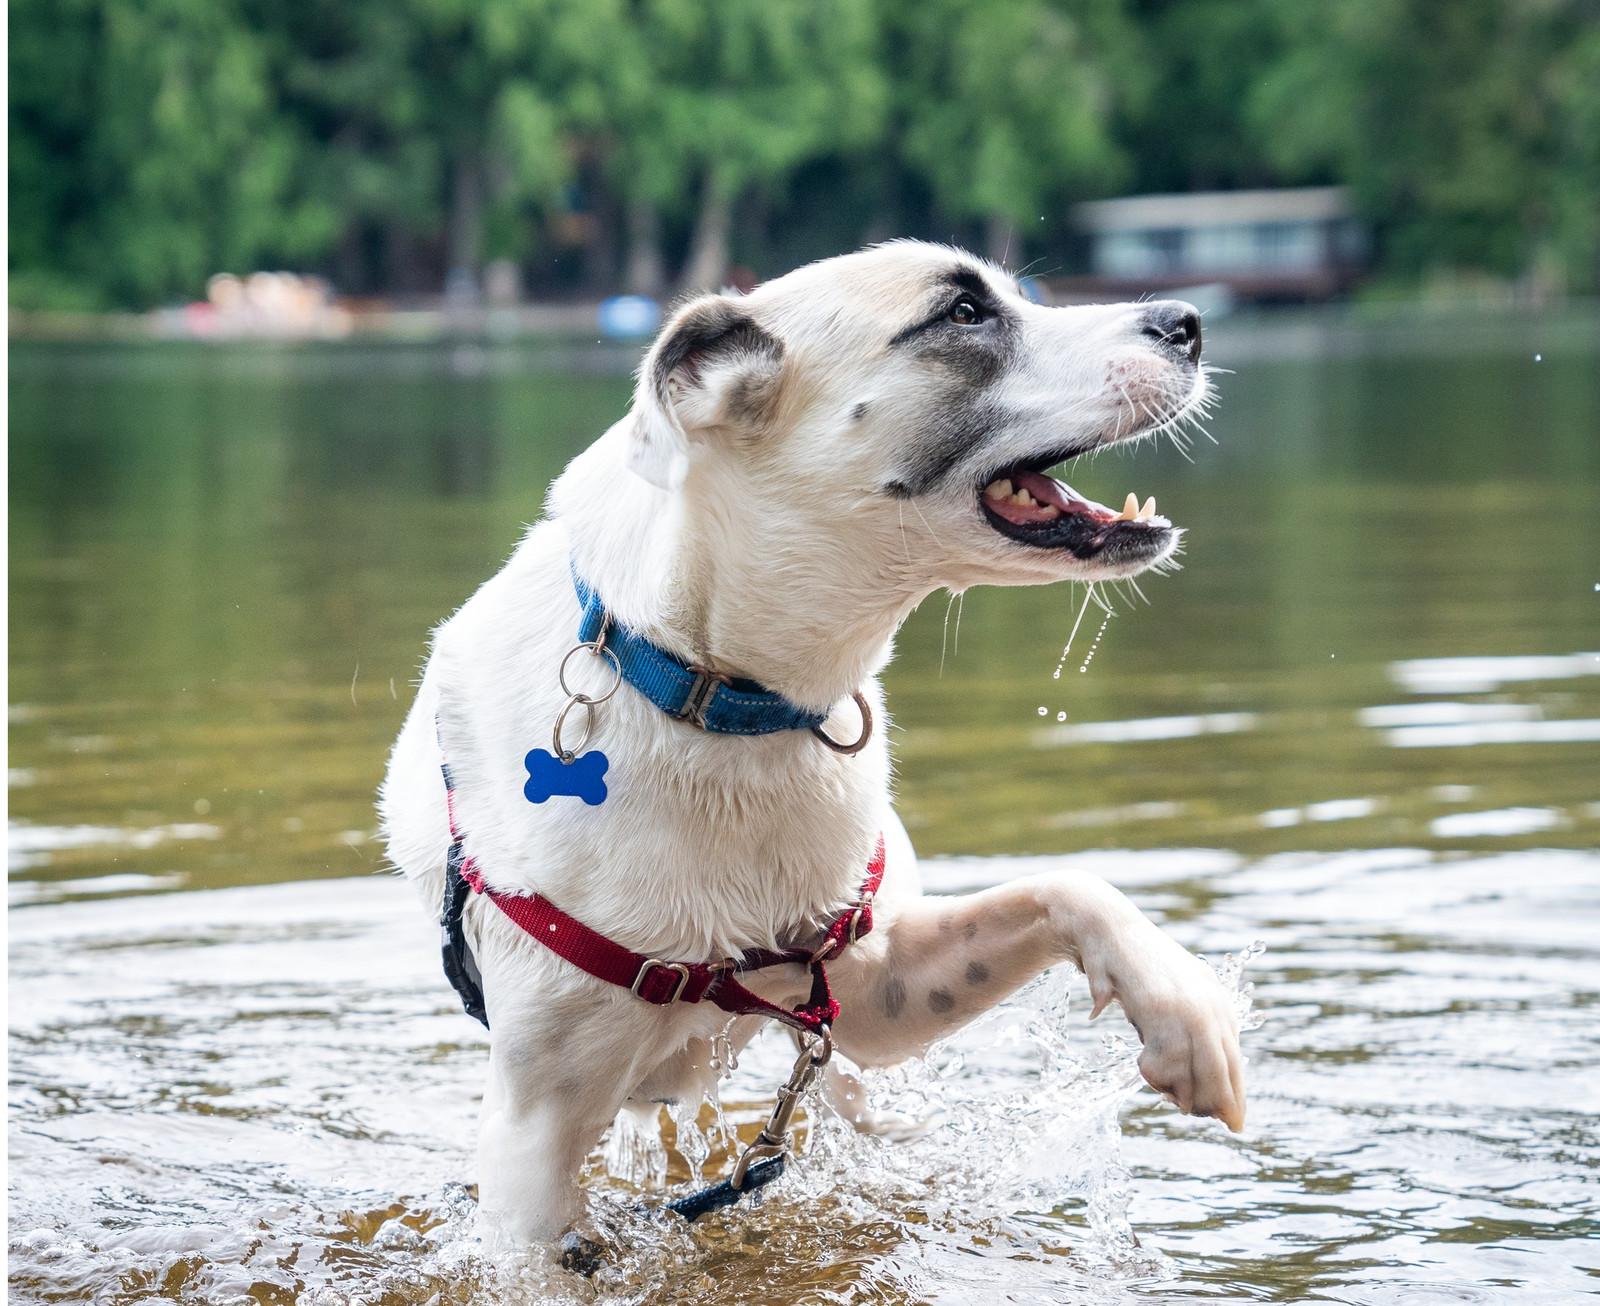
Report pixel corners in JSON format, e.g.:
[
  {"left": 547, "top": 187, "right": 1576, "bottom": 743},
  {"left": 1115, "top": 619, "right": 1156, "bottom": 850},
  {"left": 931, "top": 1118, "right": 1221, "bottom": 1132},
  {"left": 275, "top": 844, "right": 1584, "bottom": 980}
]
[{"left": 729, "top": 1025, "right": 833, "bottom": 1190}]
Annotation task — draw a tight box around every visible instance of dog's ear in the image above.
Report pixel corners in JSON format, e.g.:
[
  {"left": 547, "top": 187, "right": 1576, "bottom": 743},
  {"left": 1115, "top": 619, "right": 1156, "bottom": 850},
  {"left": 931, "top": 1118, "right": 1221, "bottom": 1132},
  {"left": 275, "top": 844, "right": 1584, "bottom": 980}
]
[{"left": 626, "top": 296, "right": 785, "bottom": 490}]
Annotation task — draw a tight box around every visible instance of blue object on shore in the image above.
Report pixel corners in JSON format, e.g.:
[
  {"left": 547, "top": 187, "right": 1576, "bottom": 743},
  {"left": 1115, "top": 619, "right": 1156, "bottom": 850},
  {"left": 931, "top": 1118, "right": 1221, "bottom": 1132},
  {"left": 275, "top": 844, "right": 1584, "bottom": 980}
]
[{"left": 598, "top": 295, "right": 662, "bottom": 339}]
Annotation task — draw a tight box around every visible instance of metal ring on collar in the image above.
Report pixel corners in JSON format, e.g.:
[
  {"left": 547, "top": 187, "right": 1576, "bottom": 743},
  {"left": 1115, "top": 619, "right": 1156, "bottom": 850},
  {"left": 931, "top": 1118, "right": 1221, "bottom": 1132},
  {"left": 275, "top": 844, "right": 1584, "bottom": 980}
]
[
  {"left": 551, "top": 696, "right": 595, "bottom": 762},
  {"left": 812, "top": 691, "right": 873, "bottom": 755},
  {"left": 558, "top": 641, "right": 623, "bottom": 704}
]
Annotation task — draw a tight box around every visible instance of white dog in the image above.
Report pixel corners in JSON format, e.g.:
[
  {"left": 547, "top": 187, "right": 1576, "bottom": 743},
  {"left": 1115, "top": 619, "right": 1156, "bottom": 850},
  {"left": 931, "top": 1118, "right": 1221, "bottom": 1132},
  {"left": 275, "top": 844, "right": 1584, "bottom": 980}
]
[{"left": 380, "top": 241, "right": 1244, "bottom": 1249}]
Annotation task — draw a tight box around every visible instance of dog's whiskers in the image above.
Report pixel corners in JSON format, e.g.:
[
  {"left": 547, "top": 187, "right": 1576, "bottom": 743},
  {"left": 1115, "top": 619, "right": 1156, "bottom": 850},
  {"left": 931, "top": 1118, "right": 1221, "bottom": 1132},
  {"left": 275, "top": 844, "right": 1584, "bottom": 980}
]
[
  {"left": 939, "top": 590, "right": 959, "bottom": 676},
  {"left": 907, "top": 495, "right": 952, "bottom": 561}
]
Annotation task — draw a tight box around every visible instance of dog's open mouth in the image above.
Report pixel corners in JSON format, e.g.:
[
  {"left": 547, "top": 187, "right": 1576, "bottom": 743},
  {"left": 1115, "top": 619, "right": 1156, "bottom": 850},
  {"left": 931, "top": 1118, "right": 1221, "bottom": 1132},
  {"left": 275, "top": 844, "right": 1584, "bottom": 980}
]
[{"left": 979, "top": 464, "right": 1173, "bottom": 561}]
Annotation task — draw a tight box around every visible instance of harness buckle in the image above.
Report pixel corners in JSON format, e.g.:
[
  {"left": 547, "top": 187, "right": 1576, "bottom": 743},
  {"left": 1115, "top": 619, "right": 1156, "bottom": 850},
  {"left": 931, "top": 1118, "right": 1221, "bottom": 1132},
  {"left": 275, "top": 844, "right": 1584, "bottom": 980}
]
[
  {"left": 848, "top": 889, "right": 875, "bottom": 945},
  {"left": 631, "top": 958, "right": 691, "bottom": 1004},
  {"left": 808, "top": 889, "right": 875, "bottom": 963}
]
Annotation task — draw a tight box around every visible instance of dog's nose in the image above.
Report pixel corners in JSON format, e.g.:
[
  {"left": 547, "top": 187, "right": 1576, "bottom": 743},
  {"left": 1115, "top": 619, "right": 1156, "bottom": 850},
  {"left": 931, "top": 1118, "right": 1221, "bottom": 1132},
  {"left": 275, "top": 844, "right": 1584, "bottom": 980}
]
[{"left": 1139, "top": 301, "right": 1202, "bottom": 365}]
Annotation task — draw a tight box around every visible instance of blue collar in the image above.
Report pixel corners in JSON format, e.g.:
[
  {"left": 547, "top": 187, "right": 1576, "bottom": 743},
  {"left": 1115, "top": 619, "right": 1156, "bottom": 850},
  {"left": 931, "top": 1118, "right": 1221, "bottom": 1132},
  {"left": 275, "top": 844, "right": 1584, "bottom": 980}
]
[{"left": 571, "top": 564, "right": 831, "bottom": 737}]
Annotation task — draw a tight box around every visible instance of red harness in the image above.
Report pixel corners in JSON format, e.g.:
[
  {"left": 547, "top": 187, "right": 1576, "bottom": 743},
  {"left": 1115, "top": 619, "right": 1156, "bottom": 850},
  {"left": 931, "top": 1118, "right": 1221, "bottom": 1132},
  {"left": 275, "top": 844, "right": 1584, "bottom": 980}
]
[{"left": 442, "top": 770, "right": 885, "bottom": 1036}]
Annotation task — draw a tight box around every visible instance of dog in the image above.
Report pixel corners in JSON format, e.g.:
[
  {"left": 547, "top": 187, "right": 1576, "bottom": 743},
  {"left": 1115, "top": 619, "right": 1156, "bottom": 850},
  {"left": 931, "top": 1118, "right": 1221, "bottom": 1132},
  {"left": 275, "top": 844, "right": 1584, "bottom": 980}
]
[{"left": 379, "top": 241, "right": 1245, "bottom": 1249}]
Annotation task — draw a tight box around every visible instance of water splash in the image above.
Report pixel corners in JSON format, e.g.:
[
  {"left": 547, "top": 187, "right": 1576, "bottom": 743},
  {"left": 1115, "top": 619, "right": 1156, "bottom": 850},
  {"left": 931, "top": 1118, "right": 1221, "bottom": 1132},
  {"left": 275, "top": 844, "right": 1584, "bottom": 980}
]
[
  {"left": 602, "top": 1102, "right": 667, "bottom": 1187},
  {"left": 666, "top": 1098, "right": 711, "bottom": 1184},
  {"left": 760, "top": 964, "right": 1190, "bottom": 1279}
]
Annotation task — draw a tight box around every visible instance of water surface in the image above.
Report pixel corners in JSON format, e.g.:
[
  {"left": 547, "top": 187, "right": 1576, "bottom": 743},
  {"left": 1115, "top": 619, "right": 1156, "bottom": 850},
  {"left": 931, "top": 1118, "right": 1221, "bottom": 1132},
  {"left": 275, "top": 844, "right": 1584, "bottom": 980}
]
[{"left": 9, "top": 308, "right": 1600, "bottom": 1301}]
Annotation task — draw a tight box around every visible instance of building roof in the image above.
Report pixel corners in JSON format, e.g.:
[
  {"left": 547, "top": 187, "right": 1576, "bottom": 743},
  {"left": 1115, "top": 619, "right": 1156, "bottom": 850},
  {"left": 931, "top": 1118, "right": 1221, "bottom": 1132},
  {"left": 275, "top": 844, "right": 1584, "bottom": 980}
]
[{"left": 1075, "top": 187, "right": 1352, "bottom": 232}]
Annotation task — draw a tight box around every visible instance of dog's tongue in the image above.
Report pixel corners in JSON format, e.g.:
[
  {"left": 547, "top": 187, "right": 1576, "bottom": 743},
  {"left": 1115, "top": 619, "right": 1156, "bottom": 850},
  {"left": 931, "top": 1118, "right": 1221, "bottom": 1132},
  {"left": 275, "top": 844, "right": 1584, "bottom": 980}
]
[{"left": 983, "top": 469, "right": 1113, "bottom": 525}]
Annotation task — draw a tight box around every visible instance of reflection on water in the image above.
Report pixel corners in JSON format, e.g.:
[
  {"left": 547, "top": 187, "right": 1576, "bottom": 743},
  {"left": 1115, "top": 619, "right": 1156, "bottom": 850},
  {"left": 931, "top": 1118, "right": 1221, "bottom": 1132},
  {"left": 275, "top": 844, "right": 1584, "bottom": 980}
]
[
  {"left": 8, "top": 307, "right": 1600, "bottom": 1300},
  {"left": 9, "top": 311, "right": 1599, "bottom": 895},
  {"left": 10, "top": 851, "right": 1597, "bottom": 1303}
]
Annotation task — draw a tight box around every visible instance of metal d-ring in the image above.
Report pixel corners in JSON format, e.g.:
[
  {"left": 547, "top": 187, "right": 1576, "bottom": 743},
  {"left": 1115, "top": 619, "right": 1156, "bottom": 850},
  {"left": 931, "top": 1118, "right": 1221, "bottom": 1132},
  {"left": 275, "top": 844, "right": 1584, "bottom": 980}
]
[
  {"left": 558, "top": 642, "right": 623, "bottom": 704},
  {"left": 811, "top": 691, "right": 873, "bottom": 755},
  {"left": 551, "top": 696, "right": 596, "bottom": 762}
]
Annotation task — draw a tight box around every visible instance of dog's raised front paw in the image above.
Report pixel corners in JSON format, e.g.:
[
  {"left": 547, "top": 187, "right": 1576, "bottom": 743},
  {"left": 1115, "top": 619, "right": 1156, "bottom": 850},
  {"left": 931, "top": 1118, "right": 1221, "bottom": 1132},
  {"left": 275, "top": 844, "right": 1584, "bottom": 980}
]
[{"left": 1088, "top": 930, "right": 1247, "bottom": 1132}]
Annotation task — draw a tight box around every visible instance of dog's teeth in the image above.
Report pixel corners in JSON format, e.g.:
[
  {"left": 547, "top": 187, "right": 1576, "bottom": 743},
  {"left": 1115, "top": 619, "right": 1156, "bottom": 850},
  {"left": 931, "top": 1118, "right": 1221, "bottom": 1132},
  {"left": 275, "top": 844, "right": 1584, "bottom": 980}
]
[
  {"left": 1015, "top": 488, "right": 1036, "bottom": 506},
  {"left": 1040, "top": 504, "right": 1061, "bottom": 519},
  {"left": 1119, "top": 492, "right": 1139, "bottom": 520},
  {"left": 986, "top": 478, "right": 1013, "bottom": 500},
  {"left": 1138, "top": 496, "right": 1156, "bottom": 521}
]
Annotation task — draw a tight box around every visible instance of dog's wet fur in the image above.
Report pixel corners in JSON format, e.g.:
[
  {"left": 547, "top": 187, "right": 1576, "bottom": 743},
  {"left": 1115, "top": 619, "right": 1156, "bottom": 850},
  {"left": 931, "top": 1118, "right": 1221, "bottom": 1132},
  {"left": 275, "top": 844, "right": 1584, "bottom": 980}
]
[{"left": 380, "top": 242, "right": 1242, "bottom": 1252}]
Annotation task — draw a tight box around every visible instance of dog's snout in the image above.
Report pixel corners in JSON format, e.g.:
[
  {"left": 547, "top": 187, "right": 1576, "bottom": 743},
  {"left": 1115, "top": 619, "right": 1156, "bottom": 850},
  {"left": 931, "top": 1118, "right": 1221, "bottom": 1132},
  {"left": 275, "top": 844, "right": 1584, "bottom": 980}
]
[{"left": 1139, "top": 301, "right": 1202, "bottom": 365}]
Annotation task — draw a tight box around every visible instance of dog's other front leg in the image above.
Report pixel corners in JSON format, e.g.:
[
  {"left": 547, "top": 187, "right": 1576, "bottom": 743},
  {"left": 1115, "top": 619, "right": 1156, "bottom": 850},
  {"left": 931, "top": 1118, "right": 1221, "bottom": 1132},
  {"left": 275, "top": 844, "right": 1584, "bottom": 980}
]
[
  {"left": 475, "top": 998, "right": 659, "bottom": 1249},
  {"left": 827, "top": 872, "right": 1246, "bottom": 1129}
]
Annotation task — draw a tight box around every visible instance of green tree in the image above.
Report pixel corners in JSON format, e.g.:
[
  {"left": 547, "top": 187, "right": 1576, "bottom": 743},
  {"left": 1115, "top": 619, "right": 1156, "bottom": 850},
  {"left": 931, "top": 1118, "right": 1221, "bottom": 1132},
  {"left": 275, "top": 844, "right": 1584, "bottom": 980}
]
[
  {"left": 612, "top": 0, "right": 887, "bottom": 292},
  {"left": 277, "top": 0, "right": 622, "bottom": 298},
  {"left": 1252, "top": 0, "right": 1600, "bottom": 292},
  {"left": 1118, "top": 0, "right": 1284, "bottom": 195},
  {"left": 885, "top": 0, "right": 1142, "bottom": 268},
  {"left": 10, "top": 0, "right": 334, "bottom": 309}
]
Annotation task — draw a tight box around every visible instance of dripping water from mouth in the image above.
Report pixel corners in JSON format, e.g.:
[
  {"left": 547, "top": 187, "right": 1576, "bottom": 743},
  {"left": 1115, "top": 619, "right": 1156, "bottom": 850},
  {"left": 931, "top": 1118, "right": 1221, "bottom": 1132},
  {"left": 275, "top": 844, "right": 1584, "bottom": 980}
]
[
  {"left": 1079, "top": 610, "right": 1114, "bottom": 674},
  {"left": 1052, "top": 584, "right": 1101, "bottom": 681}
]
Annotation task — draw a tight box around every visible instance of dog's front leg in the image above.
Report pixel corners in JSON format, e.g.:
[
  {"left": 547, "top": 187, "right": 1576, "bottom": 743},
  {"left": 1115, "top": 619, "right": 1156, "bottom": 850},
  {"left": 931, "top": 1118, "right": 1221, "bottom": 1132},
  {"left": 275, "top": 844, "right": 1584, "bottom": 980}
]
[
  {"left": 475, "top": 996, "right": 669, "bottom": 1248},
  {"left": 827, "top": 871, "right": 1246, "bottom": 1129}
]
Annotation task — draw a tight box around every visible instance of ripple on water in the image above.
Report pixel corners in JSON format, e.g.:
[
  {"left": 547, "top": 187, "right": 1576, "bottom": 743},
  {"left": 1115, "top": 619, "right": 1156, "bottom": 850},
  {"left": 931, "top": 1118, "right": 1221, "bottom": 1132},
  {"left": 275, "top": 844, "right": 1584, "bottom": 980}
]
[{"left": 9, "top": 850, "right": 1600, "bottom": 1304}]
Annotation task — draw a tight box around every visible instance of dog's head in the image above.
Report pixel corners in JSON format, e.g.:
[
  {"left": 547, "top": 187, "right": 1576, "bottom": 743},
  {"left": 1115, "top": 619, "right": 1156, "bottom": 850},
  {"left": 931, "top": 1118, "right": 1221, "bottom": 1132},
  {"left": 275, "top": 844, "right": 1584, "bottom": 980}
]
[{"left": 624, "top": 241, "right": 1208, "bottom": 596}]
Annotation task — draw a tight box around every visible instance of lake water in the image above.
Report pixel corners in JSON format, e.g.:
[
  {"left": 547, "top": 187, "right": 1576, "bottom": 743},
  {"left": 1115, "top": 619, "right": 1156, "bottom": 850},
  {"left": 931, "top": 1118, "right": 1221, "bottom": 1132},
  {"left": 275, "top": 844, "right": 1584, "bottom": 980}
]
[{"left": 9, "top": 306, "right": 1600, "bottom": 1303}]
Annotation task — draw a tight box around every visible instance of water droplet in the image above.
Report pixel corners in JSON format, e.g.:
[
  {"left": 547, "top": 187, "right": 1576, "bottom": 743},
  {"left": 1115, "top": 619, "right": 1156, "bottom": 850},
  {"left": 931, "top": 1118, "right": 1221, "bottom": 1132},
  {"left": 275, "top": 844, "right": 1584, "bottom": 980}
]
[
  {"left": 1056, "top": 711, "right": 1067, "bottom": 722},
  {"left": 1078, "top": 610, "right": 1113, "bottom": 673},
  {"left": 1038, "top": 706, "right": 1048, "bottom": 716},
  {"left": 1053, "top": 585, "right": 1099, "bottom": 677}
]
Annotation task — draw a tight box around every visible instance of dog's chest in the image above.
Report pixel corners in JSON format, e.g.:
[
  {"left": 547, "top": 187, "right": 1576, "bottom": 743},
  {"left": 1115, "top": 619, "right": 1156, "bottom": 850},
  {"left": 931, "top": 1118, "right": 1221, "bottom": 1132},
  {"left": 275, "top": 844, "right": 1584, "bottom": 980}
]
[{"left": 432, "top": 543, "right": 888, "bottom": 962}]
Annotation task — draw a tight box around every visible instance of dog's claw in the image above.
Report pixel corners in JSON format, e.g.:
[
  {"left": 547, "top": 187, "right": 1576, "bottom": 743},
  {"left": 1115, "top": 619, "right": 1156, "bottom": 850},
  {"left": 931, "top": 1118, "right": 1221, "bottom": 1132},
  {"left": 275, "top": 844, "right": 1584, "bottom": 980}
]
[{"left": 559, "top": 1232, "right": 607, "bottom": 1277}]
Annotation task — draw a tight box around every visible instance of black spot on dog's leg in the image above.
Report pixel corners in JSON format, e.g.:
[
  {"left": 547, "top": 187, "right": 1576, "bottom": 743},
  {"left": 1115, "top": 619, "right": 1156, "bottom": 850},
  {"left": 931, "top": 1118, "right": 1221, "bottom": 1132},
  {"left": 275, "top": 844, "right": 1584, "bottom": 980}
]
[
  {"left": 851, "top": 401, "right": 869, "bottom": 422},
  {"left": 928, "top": 989, "right": 956, "bottom": 1014},
  {"left": 882, "top": 978, "right": 907, "bottom": 1019},
  {"left": 963, "top": 921, "right": 978, "bottom": 941},
  {"left": 965, "top": 961, "right": 989, "bottom": 986}
]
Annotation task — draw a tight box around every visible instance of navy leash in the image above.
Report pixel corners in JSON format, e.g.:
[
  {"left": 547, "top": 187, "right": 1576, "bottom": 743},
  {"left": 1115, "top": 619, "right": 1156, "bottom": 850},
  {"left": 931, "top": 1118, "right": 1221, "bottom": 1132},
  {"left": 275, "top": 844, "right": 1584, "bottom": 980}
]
[{"left": 664, "top": 1154, "right": 787, "bottom": 1222}]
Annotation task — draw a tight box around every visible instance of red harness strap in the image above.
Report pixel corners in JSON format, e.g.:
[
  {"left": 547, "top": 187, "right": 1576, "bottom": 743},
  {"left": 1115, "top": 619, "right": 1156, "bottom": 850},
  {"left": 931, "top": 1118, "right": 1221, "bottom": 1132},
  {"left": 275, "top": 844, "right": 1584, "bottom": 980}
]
[{"left": 442, "top": 768, "right": 886, "bottom": 1036}]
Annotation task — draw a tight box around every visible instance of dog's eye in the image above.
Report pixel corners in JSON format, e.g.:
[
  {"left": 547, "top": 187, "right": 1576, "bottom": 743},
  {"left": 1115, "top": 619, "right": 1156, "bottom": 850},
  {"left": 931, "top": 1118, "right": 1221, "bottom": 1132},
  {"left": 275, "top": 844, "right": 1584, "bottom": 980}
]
[{"left": 948, "top": 296, "right": 985, "bottom": 326}]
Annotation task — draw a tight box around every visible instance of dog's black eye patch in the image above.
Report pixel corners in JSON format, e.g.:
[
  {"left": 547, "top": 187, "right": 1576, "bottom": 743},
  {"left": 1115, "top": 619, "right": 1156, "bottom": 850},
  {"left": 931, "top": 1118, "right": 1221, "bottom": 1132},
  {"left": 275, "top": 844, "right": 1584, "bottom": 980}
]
[
  {"left": 890, "top": 266, "right": 1009, "bottom": 348},
  {"left": 652, "top": 300, "right": 782, "bottom": 399}
]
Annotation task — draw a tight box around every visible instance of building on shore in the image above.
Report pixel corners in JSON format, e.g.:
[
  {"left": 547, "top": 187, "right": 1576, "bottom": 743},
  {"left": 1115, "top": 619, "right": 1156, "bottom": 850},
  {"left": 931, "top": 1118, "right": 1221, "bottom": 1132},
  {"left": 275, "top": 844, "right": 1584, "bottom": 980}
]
[{"left": 1056, "top": 187, "right": 1366, "bottom": 304}]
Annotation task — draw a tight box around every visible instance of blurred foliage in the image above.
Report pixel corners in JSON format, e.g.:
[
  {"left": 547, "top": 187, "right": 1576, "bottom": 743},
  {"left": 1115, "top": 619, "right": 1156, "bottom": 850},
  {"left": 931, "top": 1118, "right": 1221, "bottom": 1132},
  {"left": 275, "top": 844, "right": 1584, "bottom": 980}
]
[
  {"left": 887, "top": 0, "right": 1140, "bottom": 248},
  {"left": 9, "top": 0, "right": 1600, "bottom": 308},
  {"left": 1252, "top": 0, "right": 1600, "bottom": 291}
]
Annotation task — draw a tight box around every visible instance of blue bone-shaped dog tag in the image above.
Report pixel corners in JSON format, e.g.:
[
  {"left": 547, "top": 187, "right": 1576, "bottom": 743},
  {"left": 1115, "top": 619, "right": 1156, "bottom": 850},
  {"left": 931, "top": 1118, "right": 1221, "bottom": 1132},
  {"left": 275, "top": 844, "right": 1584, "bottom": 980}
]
[{"left": 524, "top": 748, "right": 609, "bottom": 806}]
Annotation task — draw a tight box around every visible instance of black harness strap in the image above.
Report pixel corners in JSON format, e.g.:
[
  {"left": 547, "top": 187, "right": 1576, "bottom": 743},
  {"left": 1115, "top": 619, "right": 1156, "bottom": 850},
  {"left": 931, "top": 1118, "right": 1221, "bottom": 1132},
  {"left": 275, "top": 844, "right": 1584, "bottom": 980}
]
[{"left": 441, "top": 840, "right": 488, "bottom": 1028}]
